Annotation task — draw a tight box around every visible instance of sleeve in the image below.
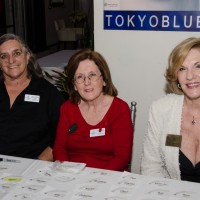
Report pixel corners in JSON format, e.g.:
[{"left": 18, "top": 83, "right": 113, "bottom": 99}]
[
  {"left": 140, "top": 102, "right": 167, "bottom": 178},
  {"left": 47, "top": 85, "right": 65, "bottom": 148},
  {"left": 53, "top": 103, "right": 70, "bottom": 161},
  {"left": 105, "top": 100, "right": 133, "bottom": 171}
]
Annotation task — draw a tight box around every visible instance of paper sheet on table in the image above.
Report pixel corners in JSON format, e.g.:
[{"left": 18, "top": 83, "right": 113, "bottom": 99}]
[
  {"left": 105, "top": 171, "right": 200, "bottom": 200},
  {"left": 52, "top": 161, "right": 86, "bottom": 173}
]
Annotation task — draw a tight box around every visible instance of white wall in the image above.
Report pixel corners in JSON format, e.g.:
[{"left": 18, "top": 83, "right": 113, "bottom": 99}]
[{"left": 94, "top": 1, "right": 200, "bottom": 174}]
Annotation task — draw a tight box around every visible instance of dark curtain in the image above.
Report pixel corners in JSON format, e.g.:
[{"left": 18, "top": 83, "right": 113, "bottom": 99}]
[
  {"left": 13, "top": 0, "right": 46, "bottom": 52},
  {"left": 0, "top": 0, "right": 6, "bottom": 35}
]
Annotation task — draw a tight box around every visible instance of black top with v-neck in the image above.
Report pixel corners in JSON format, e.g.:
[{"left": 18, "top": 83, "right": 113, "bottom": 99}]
[{"left": 179, "top": 150, "right": 200, "bottom": 183}]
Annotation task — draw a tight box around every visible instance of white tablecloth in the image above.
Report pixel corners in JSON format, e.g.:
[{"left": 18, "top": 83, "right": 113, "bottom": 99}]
[
  {"left": 0, "top": 154, "right": 200, "bottom": 200},
  {"left": 38, "top": 50, "right": 77, "bottom": 69}
]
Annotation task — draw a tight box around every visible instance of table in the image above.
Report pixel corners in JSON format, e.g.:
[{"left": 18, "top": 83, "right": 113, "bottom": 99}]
[
  {"left": 37, "top": 50, "right": 77, "bottom": 69},
  {"left": 0, "top": 154, "right": 200, "bottom": 200}
]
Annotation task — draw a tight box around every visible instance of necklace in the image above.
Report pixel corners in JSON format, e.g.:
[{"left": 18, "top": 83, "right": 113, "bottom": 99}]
[{"left": 192, "top": 116, "right": 196, "bottom": 125}]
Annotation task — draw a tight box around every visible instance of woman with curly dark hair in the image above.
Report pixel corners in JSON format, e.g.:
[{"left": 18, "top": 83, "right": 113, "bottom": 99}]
[{"left": 0, "top": 33, "right": 65, "bottom": 160}]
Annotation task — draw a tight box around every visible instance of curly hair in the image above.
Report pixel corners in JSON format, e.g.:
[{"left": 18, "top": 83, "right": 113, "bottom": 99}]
[{"left": 0, "top": 33, "right": 43, "bottom": 80}]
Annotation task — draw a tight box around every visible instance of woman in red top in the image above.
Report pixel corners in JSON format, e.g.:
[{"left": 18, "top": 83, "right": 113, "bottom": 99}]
[{"left": 53, "top": 49, "right": 133, "bottom": 171}]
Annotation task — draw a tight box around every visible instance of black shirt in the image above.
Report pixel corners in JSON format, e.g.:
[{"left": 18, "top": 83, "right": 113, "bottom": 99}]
[
  {"left": 0, "top": 76, "right": 65, "bottom": 159},
  {"left": 179, "top": 150, "right": 200, "bottom": 183}
]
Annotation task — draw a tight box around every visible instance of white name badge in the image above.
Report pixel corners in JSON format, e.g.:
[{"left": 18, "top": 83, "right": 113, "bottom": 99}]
[
  {"left": 90, "top": 128, "right": 105, "bottom": 137},
  {"left": 24, "top": 94, "right": 40, "bottom": 103}
]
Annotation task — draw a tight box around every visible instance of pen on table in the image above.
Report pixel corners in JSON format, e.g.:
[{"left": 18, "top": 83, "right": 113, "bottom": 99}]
[{"left": 0, "top": 158, "right": 21, "bottom": 163}]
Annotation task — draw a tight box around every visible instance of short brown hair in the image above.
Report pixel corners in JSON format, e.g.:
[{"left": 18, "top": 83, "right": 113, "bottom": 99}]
[{"left": 65, "top": 49, "right": 118, "bottom": 104}]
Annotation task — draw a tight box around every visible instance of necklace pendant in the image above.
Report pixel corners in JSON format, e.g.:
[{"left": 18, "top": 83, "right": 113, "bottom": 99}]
[{"left": 192, "top": 116, "right": 196, "bottom": 125}]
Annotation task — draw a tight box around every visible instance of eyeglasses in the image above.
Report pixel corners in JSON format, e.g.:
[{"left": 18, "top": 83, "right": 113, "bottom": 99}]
[
  {"left": 74, "top": 72, "right": 102, "bottom": 84},
  {"left": 0, "top": 49, "right": 24, "bottom": 63}
]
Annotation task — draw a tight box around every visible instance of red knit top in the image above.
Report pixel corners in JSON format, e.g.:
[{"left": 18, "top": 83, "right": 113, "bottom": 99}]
[{"left": 53, "top": 97, "right": 133, "bottom": 171}]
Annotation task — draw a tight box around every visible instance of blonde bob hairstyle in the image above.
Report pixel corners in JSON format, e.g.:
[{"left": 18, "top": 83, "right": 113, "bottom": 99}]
[{"left": 165, "top": 37, "right": 200, "bottom": 94}]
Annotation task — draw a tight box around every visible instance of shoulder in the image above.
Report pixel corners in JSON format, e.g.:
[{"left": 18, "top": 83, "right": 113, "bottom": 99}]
[
  {"left": 111, "top": 97, "right": 130, "bottom": 113},
  {"left": 152, "top": 94, "right": 183, "bottom": 107},
  {"left": 31, "top": 77, "right": 61, "bottom": 93},
  {"left": 61, "top": 99, "right": 77, "bottom": 110},
  {"left": 31, "top": 77, "right": 65, "bottom": 102},
  {"left": 35, "top": 78, "right": 57, "bottom": 89},
  {"left": 113, "top": 96, "right": 129, "bottom": 107},
  {"left": 150, "top": 93, "right": 184, "bottom": 114}
]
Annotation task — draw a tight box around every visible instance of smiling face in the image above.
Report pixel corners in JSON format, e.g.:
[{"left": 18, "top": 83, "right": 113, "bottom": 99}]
[
  {"left": 177, "top": 48, "right": 200, "bottom": 100},
  {"left": 74, "top": 59, "right": 106, "bottom": 102},
  {"left": 0, "top": 39, "right": 30, "bottom": 81}
]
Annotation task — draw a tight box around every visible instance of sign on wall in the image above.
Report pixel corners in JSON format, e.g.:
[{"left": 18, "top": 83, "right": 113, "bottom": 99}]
[{"left": 104, "top": 0, "right": 200, "bottom": 32}]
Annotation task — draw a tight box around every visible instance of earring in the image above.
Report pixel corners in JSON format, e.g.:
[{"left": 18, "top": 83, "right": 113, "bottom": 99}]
[{"left": 178, "top": 83, "right": 181, "bottom": 89}]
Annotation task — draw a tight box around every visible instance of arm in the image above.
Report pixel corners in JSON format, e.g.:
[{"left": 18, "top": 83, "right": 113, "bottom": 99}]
[
  {"left": 141, "top": 103, "right": 167, "bottom": 177},
  {"left": 53, "top": 103, "right": 70, "bottom": 161},
  {"left": 104, "top": 100, "right": 133, "bottom": 171},
  {"left": 47, "top": 85, "right": 65, "bottom": 149},
  {"left": 38, "top": 146, "right": 53, "bottom": 161},
  {"left": 38, "top": 85, "right": 64, "bottom": 161}
]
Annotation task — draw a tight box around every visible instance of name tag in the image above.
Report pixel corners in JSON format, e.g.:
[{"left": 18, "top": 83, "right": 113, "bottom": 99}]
[
  {"left": 165, "top": 134, "right": 182, "bottom": 148},
  {"left": 24, "top": 94, "right": 40, "bottom": 103},
  {"left": 90, "top": 128, "right": 105, "bottom": 137}
]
